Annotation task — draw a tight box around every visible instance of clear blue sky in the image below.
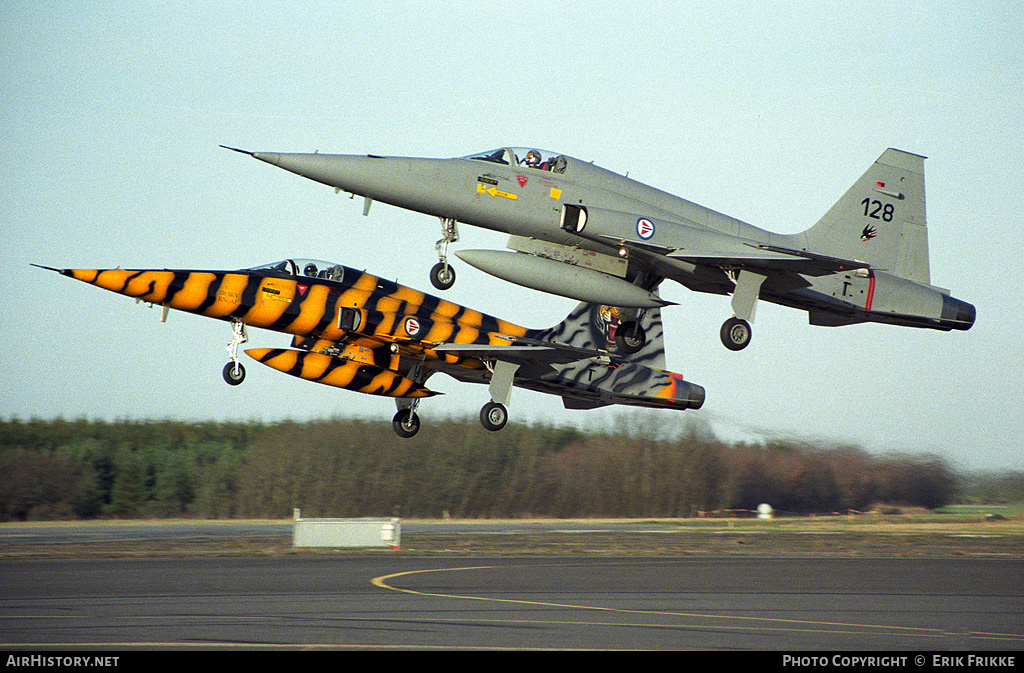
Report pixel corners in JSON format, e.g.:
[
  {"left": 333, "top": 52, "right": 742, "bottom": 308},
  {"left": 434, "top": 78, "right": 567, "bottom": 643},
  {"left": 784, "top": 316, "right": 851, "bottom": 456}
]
[{"left": 3, "top": 2, "right": 1021, "bottom": 471}]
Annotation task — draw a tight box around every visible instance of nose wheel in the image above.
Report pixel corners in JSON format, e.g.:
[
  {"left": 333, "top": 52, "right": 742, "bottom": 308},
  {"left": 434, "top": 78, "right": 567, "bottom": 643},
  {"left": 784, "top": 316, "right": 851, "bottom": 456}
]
[
  {"left": 223, "top": 361, "right": 246, "bottom": 385},
  {"left": 430, "top": 262, "right": 455, "bottom": 290}
]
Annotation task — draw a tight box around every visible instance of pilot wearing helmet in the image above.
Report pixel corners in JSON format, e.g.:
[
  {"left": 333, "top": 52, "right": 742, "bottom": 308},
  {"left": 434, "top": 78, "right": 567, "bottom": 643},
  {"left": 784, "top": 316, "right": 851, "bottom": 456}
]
[{"left": 524, "top": 149, "right": 544, "bottom": 170}]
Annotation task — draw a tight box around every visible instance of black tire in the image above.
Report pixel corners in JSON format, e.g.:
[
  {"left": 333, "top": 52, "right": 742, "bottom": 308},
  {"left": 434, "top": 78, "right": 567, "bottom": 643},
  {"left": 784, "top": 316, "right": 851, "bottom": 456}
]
[
  {"left": 392, "top": 408, "right": 420, "bottom": 438},
  {"left": 429, "top": 262, "right": 455, "bottom": 290},
  {"left": 614, "top": 320, "right": 646, "bottom": 354},
  {"left": 480, "top": 401, "right": 508, "bottom": 432},
  {"left": 222, "top": 361, "right": 245, "bottom": 385},
  {"left": 720, "top": 317, "right": 752, "bottom": 351}
]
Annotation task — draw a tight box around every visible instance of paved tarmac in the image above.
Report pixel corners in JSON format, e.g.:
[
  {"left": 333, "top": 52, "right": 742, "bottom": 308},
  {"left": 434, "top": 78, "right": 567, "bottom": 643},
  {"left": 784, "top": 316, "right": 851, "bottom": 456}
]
[
  {"left": 1, "top": 520, "right": 1022, "bottom": 650},
  {"left": 1, "top": 555, "right": 1022, "bottom": 650}
]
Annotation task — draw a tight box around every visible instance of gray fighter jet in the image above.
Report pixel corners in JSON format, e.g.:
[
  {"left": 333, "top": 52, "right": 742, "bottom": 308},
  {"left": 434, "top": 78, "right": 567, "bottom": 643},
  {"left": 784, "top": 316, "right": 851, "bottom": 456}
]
[{"left": 224, "top": 145, "right": 975, "bottom": 351}]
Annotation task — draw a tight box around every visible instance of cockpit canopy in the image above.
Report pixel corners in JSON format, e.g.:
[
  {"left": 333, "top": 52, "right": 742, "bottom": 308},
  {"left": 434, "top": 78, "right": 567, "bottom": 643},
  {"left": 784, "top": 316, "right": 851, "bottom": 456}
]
[
  {"left": 463, "top": 147, "right": 568, "bottom": 174},
  {"left": 249, "top": 258, "right": 346, "bottom": 282}
]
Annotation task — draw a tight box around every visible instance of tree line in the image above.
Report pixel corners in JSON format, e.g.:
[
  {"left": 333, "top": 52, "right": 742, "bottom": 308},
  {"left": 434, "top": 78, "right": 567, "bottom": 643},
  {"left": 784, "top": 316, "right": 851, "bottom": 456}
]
[{"left": 0, "top": 416, "right": 1012, "bottom": 521}]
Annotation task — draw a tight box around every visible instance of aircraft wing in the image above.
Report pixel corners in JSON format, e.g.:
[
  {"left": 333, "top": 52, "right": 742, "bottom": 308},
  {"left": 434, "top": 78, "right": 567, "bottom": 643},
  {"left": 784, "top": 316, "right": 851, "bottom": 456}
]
[
  {"left": 666, "top": 243, "right": 872, "bottom": 276},
  {"left": 580, "top": 207, "right": 873, "bottom": 278},
  {"left": 608, "top": 236, "right": 870, "bottom": 278}
]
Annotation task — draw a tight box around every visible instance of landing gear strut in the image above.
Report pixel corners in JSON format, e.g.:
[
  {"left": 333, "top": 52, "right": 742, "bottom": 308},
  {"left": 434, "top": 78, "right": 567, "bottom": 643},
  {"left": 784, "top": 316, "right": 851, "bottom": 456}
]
[
  {"left": 722, "top": 269, "right": 765, "bottom": 351},
  {"left": 480, "top": 360, "right": 519, "bottom": 432},
  {"left": 392, "top": 365, "right": 428, "bottom": 438},
  {"left": 223, "top": 320, "right": 248, "bottom": 385},
  {"left": 431, "top": 217, "right": 459, "bottom": 290}
]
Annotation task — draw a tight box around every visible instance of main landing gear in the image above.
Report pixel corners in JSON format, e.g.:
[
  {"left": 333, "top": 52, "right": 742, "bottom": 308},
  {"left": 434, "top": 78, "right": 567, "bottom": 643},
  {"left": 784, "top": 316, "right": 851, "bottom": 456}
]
[
  {"left": 614, "top": 319, "right": 646, "bottom": 354},
  {"left": 720, "top": 316, "right": 752, "bottom": 351},
  {"left": 480, "top": 360, "right": 517, "bottom": 432},
  {"left": 391, "top": 399, "right": 511, "bottom": 438},
  {"left": 392, "top": 364, "right": 429, "bottom": 438},
  {"left": 390, "top": 359, "right": 519, "bottom": 438},
  {"left": 222, "top": 319, "right": 248, "bottom": 385},
  {"left": 480, "top": 401, "right": 508, "bottom": 432},
  {"left": 720, "top": 269, "right": 765, "bottom": 351},
  {"left": 430, "top": 217, "right": 459, "bottom": 291},
  {"left": 392, "top": 407, "right": 421, "bottom": 438},
  {"left": 392, "top": 400, "right": 511, "bottom": 438}
]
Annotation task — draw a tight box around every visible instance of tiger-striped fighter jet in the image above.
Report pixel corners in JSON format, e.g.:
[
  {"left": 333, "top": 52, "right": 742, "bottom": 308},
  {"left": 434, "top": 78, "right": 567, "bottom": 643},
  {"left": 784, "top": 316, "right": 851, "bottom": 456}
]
[{"left": 38, "top": 259, "right": 703, "bottom": 437}]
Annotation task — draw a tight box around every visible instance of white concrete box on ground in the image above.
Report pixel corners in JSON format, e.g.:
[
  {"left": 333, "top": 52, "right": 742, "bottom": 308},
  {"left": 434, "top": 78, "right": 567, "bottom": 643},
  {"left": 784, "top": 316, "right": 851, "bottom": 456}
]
[{"left": 292, "top": 510, "right": 401, "bottom": 548}]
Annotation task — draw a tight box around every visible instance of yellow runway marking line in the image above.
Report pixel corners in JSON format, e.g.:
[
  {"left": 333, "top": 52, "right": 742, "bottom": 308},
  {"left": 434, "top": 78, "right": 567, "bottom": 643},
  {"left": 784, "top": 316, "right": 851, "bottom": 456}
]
[{"left": 372, "top": 565, "right": 1024, "bottom": 644}]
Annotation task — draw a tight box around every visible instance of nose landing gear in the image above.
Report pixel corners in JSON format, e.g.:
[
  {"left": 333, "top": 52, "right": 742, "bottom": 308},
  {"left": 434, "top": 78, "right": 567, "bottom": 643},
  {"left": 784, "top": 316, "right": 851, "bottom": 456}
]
[
  {"left": 223, "top": 320, "right": 248, "bottom": 385},
  {"left": 430, "top": 262, "right": 455, "bottom": 291},
  {"left": 223, "top": 361, "right": 246, "bottom": 385},
  {"left": 430, "top": 217, "right": 460, "bottom": 290}
]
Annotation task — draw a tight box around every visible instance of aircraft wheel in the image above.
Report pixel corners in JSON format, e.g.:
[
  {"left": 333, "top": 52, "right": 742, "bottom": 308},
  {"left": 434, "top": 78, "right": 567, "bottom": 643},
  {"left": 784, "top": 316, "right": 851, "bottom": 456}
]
[
  {"left": 223, "top": 362, "right": 246, "bottom": 385},
  {"left": 615, "top": 321, "right": 646, "bottom": 354},
  {"left": 392, "top": 409, "right": 421, "bottom": 438},
  {"left": 721, "top": 317, "right": 752, "bottom": 351},
  {"left": 480, "top": 401, "right": 508, "bottom": 432},
  {"left": 430, "top": 262, "right": 456, "bottom": 290}
]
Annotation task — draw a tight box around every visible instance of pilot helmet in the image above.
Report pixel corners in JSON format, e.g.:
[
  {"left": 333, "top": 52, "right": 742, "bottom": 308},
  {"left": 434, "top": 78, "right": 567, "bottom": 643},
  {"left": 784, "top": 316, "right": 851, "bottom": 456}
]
[{"left": 525, "top": 150, "right": 542, "bottom": 166}]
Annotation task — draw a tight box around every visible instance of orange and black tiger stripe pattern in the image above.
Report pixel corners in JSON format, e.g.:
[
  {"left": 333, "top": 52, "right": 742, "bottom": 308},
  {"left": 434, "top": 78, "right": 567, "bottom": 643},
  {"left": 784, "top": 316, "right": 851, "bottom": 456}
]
[
  {"left": 56, "top": 262, "right": 704, "bottom": 409},
  {"left": 62, "top": 265, "right": 531, "bottom": 369}
]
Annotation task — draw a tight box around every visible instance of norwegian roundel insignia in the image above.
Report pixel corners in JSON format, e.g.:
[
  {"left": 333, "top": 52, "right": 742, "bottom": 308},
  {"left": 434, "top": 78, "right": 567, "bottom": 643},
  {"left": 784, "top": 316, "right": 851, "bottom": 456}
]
[
  {"left": 404, "top": 317, "right": 421, "bottom": 337},
  {"left": 636, "top": 218, "right": 655, "bottom": 240}
]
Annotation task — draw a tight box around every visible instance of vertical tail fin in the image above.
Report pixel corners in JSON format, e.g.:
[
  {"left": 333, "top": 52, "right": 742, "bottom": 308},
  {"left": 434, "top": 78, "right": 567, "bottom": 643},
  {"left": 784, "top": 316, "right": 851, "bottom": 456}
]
[
  {"left": 800, "top": 148, "right": 930, "bottom": 284},
  {"left": 527, "top": 295, "right": 706, "bottom": 412},
  {"left": 531, "top": 300, "right": 667, "bottom": 369}
]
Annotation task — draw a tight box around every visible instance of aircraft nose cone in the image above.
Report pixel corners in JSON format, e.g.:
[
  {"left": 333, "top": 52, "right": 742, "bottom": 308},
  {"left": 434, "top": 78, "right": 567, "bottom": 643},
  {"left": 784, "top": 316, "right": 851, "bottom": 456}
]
[
  {"left": 221, "top": 145, "right": 280, "bottom": 164},
  {"left": 220, "top": 145, "right": 297, "bottom": 169},
  {"left": 250, "top": 151, "right": 283, "bottom": 166}
]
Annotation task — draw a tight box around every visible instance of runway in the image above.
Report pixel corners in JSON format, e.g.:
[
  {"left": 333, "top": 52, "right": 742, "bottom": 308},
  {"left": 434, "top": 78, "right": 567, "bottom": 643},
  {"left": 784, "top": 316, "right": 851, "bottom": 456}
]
[{"left": 2, "top": 555, "right": 1022, "bottom": 650}]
